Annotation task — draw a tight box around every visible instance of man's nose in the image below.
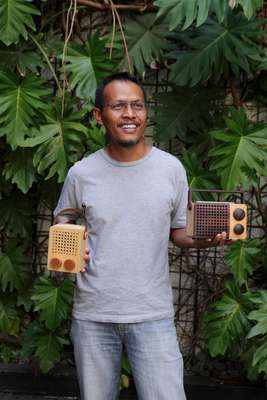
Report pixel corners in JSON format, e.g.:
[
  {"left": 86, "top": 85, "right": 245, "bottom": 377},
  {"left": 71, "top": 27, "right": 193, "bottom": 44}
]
[{"left": 122, "top": 103, "right": 135, "bottom": 117}]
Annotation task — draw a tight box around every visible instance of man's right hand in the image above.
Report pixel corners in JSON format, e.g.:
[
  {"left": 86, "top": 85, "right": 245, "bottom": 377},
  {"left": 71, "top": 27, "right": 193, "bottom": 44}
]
[{"left": 81, "top": 247, "right": 90, "bottom": 273}]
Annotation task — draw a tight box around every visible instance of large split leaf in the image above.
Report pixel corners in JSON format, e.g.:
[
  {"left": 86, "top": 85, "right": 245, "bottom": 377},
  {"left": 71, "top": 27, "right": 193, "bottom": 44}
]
[
  {"left": 155, "top": 0, "right": 227, "bottom": 30},
  {"left": 208, "top": 108, "right": 267, "bottom": 190},
  {"left": 3, "top": 148, "right": 37, "bottom": 193},
  {"left": 0, "top": 42, "right": 43, "bottom": 75},
  {"left": 0, "top": 0, "right": 40, "bottom": 46},
  {"left": 225, "top": 239, "right": 261, "bottom": 286},
  {"left": 32, "top": 277, "right": 74, "bottom": 330},
  {"left": 117, "top": 14, "right": 170, "bottom": 74},
  {"left": 64, "top": 34, "right": 115, "bottom": 103},
  {"left": 0, "top": 194, "right": 34, "bottom": 238},
  {"left": 181, "top": 150, "right": 218, "bottom": 201},
  {"left": 169, "top": 13, "right": 265, "bottom": 86},
  {"left": 155, "top": 0, "right": 263, "bottom": 31},
  {"left": 0, "top": 72, "right": 50, "bottom": 149},
  {"left": 21, "top": 321, "right": 68, "bottom": 372},
  {"left": 21, "top": 98, "right": 88, "bottom": 182},
  {"left": 203, "top": 282, "right": 251, "bottom": 356},
  {"left": 247, "top": 291, "right": 267, "bottom": 339},
  {"left": 0, "top": 246, "right": 32, "bottom": 292},
  {"left": 153, "top": 86, "right": 216, "bottom": 141}
]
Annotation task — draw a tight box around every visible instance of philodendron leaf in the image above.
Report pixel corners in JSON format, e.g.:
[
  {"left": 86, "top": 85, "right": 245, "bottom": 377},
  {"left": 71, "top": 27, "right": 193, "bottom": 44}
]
[
  {"left": 21, "top": 98, "right": 88, "bottom": 182},
  {"left": 203, "top": 282, "right": 251, "bottom": 356},
  {"left": 3, "top": 148, "right": 37, "bottom": 193},
  {"left": 117, "top": 14, "right": 170, "bottom": 74},
  {"left": 155, "top": 0, "right": 263, "bottom": 31},
  {"left": 0, "top": 0, "right": 40, "bottom": 46},
  {"left": 169, "top": 14, "right": 265, "bottom": 87},
  {"left": 247, "top": 291, "right": 267, "bottom": 339},
  {"left": 153, "top": 86, "right": 216, "bottom": 142},
  {"left": 0, "top": 42, "right": 43, "bottom": 75},
  {"left": 0, "top": 246, "right": 32, "bottom": 292},
  {"left": 21, "top": 321, "right": 68, "bottom": 373},
  {"left": 65, "top": 33, "right": 115, "bottom": 103},
  {"left": 181, "top": 150, "right": 218, "bottom": 201},
  {"left": 225, "top": 239, "right": 261, "bottom": 286},
  {"left": 32, "top": 277, "right": 74, "bottom": 330},
  {"left": 209, "top": 108, "right": 267, "bottom": 190},
  {"left": 0, "top": 71, "right": 50, "bottom": 149},
  {"left": 0, "top": 194, "right": 34, "bottom": 238},
  {"left": 155, "top": 0, "right": 227, "bottom": 30}
]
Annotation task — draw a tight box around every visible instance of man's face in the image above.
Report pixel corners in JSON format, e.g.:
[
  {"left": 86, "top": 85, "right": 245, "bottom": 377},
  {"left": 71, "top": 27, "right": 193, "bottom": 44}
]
[{"left": 94, "top": 80, "right": 147, "bottom": 148}]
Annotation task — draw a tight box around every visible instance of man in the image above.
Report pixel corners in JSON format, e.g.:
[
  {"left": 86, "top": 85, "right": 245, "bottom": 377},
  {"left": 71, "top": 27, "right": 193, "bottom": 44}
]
[{"left": 54, "top": 72, "right": 226, "bottom": 400}]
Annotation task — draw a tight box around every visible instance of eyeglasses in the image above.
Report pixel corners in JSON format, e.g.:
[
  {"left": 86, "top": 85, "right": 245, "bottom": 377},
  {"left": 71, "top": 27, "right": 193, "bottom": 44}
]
[{"left": 103, "top": 101, "right": 146, "bottom": 112}]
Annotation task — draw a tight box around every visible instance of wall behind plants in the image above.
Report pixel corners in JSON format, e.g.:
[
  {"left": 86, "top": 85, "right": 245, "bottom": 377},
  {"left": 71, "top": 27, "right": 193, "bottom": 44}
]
[{"left": 0, "top": 0, "right": 267, "bottom": 384}]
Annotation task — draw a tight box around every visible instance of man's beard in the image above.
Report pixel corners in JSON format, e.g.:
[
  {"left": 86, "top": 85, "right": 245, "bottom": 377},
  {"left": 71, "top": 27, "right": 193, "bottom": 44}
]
[{"left": 113, "top": 136, "right": 142, "bottom": 148}]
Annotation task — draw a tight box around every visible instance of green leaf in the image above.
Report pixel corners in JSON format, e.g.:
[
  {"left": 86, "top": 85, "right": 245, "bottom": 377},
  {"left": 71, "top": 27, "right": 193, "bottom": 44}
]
[
  {"left": 0, "top": 71, "right": 50, "bottom": 149},
  {"left": 0, "top": 246, "right": 32, "bottom": 292},
  {"left": 234, "top": 0, "right": 264, "bottom": 19},
  {"left": 0, "top": 0, "right": 40, "bottom": 46},
  {"left": 0, "top": 194, "right": 34, "bottom": 238},
  {"left": 169, "top": 14, "right": 265, "bottom": 86},
  {"left": 153, "top": 86, "right": 217, "bottom": 142},
  {"left": 65, "top": 34, "right": 115, "bottom": 103},
  {"left": 0, "top": 294, "right": 20, "bottom": 334},
  {"left": 117, "top": 14, "right": 170, "bottom": 74},
  {"left": 225, "top": 239, "right": 261, "bottom": 286},
  {"left": 21, "top": 321, "right": 68, "bottom": 372},
  {"left": 0, "top": 42, "right": 43, "bottom": 75},
  {"left": 181, "top": 150, "right": 218, "bottom": 200},
  {"left": 32, "top": 277, "right": 74, "bottom": 330},
  {"left": 155, "top": 0, "right": 263, "bottom": 31},
  {"left": 247, "top": 291, "right": 267, "bottom": 339},
  {"left": 21, "top": 97, "right": 88, "bottom": 182},
  {"left": 155, "top": 0, "right": 227, "bottom": 30},
  {"left": 203, "top": 282, "right": 251, "bottom": 356},
  {"left": 3, "top": 148, "right": 37, "bottom": 193},
  {"left": 84, "top": 120, "right": 106, "bottom": 155},
  {"left": 208, "top": 108, "right": 267, "bottom": 190}
]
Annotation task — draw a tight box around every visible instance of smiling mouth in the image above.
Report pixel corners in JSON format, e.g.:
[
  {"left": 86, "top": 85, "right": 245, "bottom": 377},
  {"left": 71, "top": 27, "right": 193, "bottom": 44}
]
[{"left": 119, "top": 123, "right": 138, "bottom": 132}]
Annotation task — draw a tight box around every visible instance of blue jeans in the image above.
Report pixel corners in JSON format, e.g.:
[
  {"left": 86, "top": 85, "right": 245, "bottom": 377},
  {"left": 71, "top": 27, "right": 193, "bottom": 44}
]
[{"left": 70, "top": 318, "right": 186, "bottom": 400}]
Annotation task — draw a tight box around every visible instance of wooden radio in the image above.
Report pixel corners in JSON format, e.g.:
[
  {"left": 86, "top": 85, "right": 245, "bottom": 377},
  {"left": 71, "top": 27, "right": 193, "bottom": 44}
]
[
  {"left": 186, "top": 190, "right": 247, "bottom": 240},
  {"left": 47, "top": 208, "right": 87, "bottom": 273}
]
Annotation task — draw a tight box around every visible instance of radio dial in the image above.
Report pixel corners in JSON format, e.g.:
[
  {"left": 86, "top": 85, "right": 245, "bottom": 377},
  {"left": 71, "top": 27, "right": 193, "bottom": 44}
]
[
  {"left": 233, "top": 208, "right": 245, "bottom": 221},
  {"left": 234, "top": 224, "right": 245, "bottom": 235}
]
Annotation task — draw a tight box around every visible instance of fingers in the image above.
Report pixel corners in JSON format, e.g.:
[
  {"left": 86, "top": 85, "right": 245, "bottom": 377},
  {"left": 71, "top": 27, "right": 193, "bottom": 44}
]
[{"left": 81, "top": 247, "right": 90, "bottom": 273}]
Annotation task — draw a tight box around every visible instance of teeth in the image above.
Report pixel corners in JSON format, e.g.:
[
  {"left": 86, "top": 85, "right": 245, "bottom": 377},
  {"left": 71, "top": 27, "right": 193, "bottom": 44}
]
[{"left": 122, "top": 124, "right": 136, "bottom": 128}]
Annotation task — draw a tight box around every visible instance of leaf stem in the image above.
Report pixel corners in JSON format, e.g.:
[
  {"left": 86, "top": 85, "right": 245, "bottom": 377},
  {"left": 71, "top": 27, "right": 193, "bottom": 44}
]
[{"left": 29, "top": 33, "right": 62, "bottom": 95}]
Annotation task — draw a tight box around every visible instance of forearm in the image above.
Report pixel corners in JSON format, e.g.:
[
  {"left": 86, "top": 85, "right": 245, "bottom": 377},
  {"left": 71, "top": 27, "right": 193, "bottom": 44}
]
[{"left": 170, "top": 228, "right": 197, "bottom": 249}]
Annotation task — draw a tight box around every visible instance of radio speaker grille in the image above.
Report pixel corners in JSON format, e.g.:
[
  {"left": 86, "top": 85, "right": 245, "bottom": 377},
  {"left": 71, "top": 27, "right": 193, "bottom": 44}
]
[{"left": 194, "top": 202, "right": 229, "bottom": 239}]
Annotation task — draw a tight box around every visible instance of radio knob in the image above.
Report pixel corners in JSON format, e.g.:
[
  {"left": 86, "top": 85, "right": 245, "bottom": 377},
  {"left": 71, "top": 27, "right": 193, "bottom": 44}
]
[
  {"left": 64, "top": 259, "right": 76, "bottom": 271},
  {"left": 233, "top": 208, "right": 245, "bottom": 221},
  {"left": 234, "top": 224, "right": 245, "bottom": 235},
  {"left": 50, "top": 257, "right": 62, "bottom": 269}
]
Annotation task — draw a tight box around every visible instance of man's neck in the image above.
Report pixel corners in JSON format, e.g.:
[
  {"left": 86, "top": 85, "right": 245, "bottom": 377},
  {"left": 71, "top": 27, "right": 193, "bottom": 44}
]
[{"left": 105, "top": 141, "right": 151, "bottom": 162}]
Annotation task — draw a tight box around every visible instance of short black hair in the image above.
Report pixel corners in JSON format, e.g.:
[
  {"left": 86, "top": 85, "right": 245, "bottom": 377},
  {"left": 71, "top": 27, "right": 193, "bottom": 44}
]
[{"left": 95, "top": 72, "right": 146, "bottom": 110}]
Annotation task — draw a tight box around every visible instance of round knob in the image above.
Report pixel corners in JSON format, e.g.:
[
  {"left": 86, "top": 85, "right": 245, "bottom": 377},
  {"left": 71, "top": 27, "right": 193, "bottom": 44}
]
[
  {"left": 234, "top": 224, "right": 245, "bottom": 235},
  {"left": 50, "top": 257, "right": 62, "bottom": 269},
  {"left": 64, "top": 259, "right": 76, "bottom": 271},
  {"left": 233, "top": 208, "right": 245, "bottom": 221}
]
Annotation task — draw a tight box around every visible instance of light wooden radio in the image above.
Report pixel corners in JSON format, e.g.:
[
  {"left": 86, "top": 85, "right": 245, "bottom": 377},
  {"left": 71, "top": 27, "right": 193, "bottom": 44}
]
[
  {"left": 47, "top": 208, "right": 87, "bottom": 273},
  {"left": 186, "top": 190, "right": 247, "bottom": 240}
]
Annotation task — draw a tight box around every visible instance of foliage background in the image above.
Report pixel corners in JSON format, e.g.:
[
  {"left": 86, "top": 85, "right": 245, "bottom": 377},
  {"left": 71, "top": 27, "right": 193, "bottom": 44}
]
[{"left": 0, "top": 0, "right": 267, "bottom": 386}]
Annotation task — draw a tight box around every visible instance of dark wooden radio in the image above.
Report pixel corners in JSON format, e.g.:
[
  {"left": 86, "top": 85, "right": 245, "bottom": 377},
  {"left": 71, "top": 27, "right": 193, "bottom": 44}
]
[{"left": 186, "top": 190, "right": 247, "bottom": 240}]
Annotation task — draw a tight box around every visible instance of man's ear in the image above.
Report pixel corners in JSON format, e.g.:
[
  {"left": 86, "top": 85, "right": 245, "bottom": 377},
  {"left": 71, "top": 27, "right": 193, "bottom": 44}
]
[{"left": 93, "top": 107, "right": 103, "bottom": 125}]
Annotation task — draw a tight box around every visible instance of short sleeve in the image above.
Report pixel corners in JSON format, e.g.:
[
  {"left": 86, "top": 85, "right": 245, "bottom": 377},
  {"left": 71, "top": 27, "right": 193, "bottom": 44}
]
[
  {"left": 171, "top": 165, "right": 188, "bottom": 229},
  {"left": 54, "top": 170, "right": 79, "bottom": 217}
]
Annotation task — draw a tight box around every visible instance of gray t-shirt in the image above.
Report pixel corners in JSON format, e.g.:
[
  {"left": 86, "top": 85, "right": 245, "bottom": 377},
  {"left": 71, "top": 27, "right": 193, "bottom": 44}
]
[{"left": 54, "top": 147, "right": 188, "bottom": 323}]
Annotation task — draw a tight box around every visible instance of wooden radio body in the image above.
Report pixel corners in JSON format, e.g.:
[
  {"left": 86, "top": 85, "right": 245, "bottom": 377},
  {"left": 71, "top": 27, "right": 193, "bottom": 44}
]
[
  {"left": 47, "top": 223, "right": 86, "bottom": 273},
  {"left": 186, "top": 201, "right": 247, "bottom": 240}
]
